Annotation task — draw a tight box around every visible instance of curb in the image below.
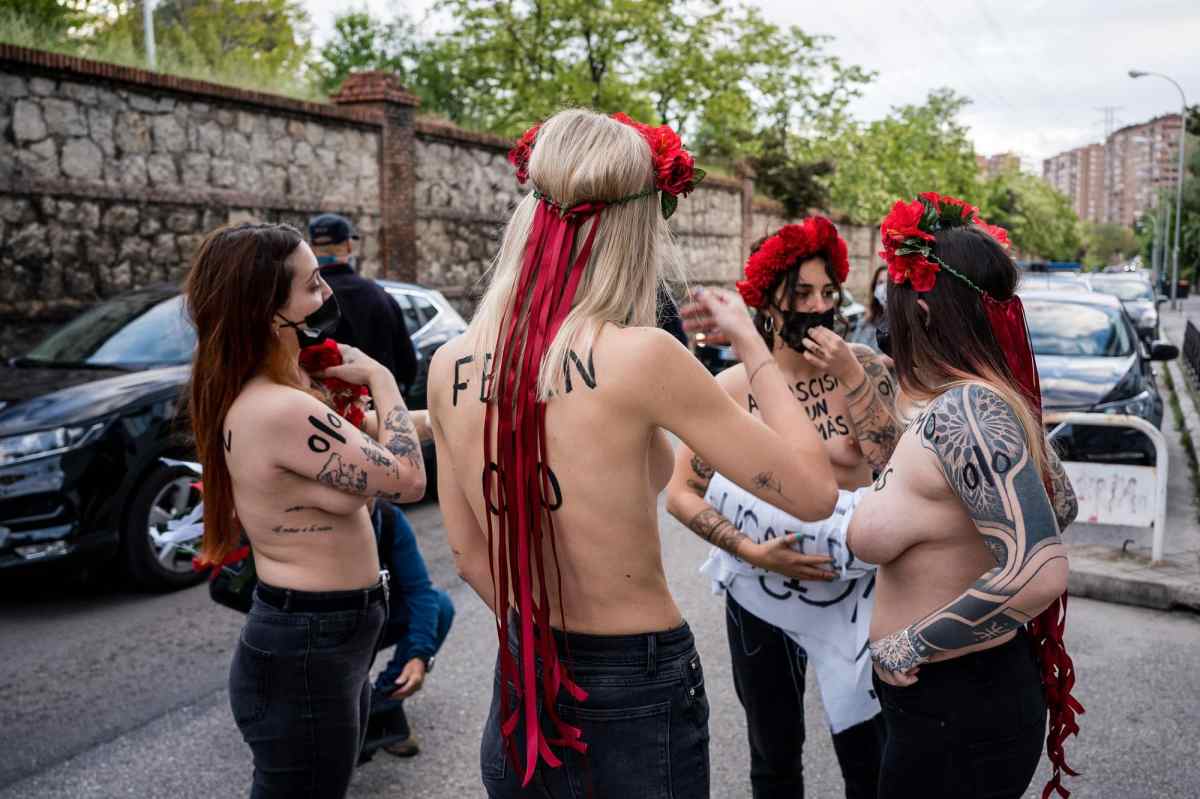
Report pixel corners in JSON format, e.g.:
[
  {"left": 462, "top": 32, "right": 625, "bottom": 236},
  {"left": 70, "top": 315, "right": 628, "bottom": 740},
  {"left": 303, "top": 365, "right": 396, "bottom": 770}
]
[{"left": 1068, "top": 565, "right": 1200, "bottom": 613}]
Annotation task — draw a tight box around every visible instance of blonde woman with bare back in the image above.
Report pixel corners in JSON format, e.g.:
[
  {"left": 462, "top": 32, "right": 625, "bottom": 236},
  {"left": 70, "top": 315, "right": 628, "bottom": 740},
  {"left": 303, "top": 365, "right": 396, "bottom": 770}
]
[{"left": 426, "top": 109, "right": 839, "bottom": 797}]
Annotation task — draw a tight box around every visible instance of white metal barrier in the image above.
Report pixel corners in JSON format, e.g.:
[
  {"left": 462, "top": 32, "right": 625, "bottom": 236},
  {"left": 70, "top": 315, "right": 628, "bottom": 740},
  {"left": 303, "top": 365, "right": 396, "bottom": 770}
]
[{"left": 1044, "top": 412, "right": 1169, "bottom": 563}]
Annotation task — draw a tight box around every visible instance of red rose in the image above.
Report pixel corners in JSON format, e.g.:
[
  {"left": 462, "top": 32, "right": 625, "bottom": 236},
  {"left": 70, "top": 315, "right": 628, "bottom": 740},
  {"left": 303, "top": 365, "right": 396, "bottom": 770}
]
[
  {"left": 657, "top": 150, "right": 696, "bottom": 197},
  {"left": 886, "top": 252, "right": 940, "bottom": 292},
  {"left": 918, "top": 191, "right": 943, "bottom": 211},
  {"left": 940, "top": 195, "right": 979, "bottom": 223},
  {"left": 736, "top": 279, "right": 764, "bottom": 309},
  {"left": 299, "top": 339, "right": 342, "bottom": 373},
  {"left": 880, "top": 199, "right": 934, "bottom": 247},
  {"left": 979, "top": 222, "right": 1011, "bottom": 251},
  {"left": 508, "top": 123, "right": 541, "bottom": 185}
]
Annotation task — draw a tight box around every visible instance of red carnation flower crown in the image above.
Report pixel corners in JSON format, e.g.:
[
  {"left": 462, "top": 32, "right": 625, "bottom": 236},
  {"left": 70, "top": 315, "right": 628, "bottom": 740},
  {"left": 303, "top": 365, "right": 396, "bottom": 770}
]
[
  {"left": 736, "top": 216, "right": 850, "bottom": 309},
  {"left": 507, "top": 113, "right": 705, "bottom": 220},
  {"left": 879, "top": 192, "right": 1010, "bottom": 293}
]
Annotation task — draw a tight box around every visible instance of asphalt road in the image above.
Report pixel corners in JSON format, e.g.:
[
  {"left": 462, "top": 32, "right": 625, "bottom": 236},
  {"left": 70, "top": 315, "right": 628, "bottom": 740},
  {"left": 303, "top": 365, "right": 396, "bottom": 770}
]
[{"left": 2, "top": 498, "right": 1199, "bottom": 798}]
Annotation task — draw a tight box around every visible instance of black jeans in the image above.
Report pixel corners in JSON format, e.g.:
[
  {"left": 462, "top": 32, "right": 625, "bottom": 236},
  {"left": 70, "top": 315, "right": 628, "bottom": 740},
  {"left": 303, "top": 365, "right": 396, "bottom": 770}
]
[
  {"left": 873, "top": 629, "right": 1047, "bottom": 799},
  {"left": 480, "top": 619, "right": 710, "bottom": 798},
  {"left": 726, "top": 593, "right": 884, "bottom": 799},
  {"left": 229, "top": 582, "right": 387, "bottom": 799}
]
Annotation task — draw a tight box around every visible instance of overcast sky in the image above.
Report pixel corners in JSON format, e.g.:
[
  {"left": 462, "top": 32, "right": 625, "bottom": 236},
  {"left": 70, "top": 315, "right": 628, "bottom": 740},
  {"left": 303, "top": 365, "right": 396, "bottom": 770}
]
[{"left": 303, "top": 0, "right": 1199, "bottom": 169}]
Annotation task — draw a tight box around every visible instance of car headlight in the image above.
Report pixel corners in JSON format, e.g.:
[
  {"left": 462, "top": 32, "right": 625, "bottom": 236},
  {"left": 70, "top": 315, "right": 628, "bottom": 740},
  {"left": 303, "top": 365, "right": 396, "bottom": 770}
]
[
  {"left": 1094, "top": 389, "right": 1154, "bottom": 418},
  {"left": 0, "top": 422, "right": 106, "bottom": 467}
]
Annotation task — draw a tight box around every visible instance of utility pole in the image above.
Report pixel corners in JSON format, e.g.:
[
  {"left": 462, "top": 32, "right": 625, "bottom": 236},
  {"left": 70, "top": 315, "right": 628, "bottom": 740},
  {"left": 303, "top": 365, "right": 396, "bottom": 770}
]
[{"left": 143, "top": 0, "right": 157, "bottom": 70}]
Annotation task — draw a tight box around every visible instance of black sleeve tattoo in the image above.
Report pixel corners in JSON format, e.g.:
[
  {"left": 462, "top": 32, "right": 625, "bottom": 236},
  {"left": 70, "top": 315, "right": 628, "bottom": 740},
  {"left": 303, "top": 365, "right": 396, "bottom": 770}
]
[
  {"left": 381, "top": 405, "right": 422, "bottom": 470},
  {"left": 685, "top": 507, "right": 750, "bottom": 559},
  {"left": 845, "top": 348, "right": 900, "bottom": 471},
  {"left": 1045, "top": 441, "right": 1079, "bottom": 532},
  {"left": 870, "top": 384, "right": 1067, "bottom": 672}
]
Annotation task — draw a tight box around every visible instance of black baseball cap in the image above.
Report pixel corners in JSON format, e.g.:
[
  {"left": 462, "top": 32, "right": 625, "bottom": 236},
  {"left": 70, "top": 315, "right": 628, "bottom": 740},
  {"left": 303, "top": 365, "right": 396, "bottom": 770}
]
[{"left": 308, "top": 213, "right": 359, "bottom": 245}]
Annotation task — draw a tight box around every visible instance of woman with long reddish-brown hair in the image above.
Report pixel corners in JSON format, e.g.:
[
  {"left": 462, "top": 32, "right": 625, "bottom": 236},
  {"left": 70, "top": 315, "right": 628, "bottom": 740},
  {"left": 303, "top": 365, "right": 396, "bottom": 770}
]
[{"left": 185, "top": 222, "right": 425, "bottom": 798}]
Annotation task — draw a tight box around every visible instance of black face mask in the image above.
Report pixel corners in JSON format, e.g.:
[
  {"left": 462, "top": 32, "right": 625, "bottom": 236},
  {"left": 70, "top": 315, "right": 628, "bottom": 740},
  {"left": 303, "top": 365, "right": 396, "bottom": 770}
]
[
  {"left": 875, "top": 315, "right": 892, "bottom": 357},
  {"left": 778, "top": 307, "right": 837, "bottom": 352},
  {"left": 277, "top": 294, "right": 341, "bottom": 348}
]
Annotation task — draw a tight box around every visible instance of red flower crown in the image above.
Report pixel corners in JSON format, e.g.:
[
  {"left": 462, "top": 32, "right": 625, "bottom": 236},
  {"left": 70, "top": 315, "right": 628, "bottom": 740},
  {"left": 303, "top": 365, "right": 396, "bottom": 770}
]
[
  {"left": 736, "top": 216, "right": 850, "bottom": 309},
  {"left": 879, "top": 192, "right": 1011, "bottom": 293},
  {"left": 507, "top": 113, "right": 706, "bottom": 220}
]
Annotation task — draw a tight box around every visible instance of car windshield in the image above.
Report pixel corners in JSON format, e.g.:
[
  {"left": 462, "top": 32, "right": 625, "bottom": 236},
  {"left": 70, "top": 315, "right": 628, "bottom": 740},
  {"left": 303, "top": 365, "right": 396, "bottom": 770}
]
[
  {"left": 1020, "top": 275, "right": 1088, "bottom": 292},
  {"left": 1090, "top": 280, "right": 1154, "bottom": 301},
  {"left": 1024, "top": 299, "right": 1134, "bottom": 357},
  {"left": 25, "top": 293, "right": 196, "bottom": 366}
]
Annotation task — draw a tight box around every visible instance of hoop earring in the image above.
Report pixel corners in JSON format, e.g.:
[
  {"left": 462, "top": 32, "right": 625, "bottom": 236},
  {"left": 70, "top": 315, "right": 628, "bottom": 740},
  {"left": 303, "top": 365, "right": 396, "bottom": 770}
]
[{"left": 762, "top": 314, "right": 774, "bottom": 333}]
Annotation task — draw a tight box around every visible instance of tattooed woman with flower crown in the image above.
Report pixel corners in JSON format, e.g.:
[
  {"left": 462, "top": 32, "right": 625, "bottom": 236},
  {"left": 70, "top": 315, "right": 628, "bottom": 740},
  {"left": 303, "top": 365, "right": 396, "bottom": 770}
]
[
  {"left": 426, "top": 109, "right": 839, "bottom": 797},
  {"left": 847, "top": 193, "right": 1083, "bottom": 799}
]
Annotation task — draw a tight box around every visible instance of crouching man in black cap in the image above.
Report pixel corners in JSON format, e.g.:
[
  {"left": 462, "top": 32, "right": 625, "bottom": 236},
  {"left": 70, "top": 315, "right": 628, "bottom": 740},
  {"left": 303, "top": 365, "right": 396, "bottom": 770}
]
[{"left": 308, "top": 213, "right": 455, "bottom": 763}]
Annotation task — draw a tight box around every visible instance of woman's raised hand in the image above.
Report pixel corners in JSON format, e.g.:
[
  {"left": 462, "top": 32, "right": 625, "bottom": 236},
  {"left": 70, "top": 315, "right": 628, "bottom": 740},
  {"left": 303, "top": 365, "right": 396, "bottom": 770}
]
[
  {"left": 680, "top": 287, "right": 761, "bottom": 361},
  {"left": 315, "top": 344, "right": 391, "bottom": 387}
]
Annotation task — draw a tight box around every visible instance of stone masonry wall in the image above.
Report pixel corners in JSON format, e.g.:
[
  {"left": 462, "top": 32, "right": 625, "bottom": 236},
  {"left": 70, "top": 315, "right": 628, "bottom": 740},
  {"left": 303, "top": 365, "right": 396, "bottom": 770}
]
[
  {"left": 0, "top": 46, "right": 884, "bottom": 354},
  {"left": 0, "top": 46, "right": 384, "bottom": 357}
]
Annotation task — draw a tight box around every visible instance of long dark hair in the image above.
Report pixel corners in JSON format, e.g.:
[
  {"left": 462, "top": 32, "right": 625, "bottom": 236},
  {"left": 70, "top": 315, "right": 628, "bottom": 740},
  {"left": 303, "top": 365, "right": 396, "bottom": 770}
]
[
  {"left": 886, "top": 224, "right": 1048, "bottom": 477},
  {"left": 748, "top": 233, "right": 848, "bottom": 350},
  {"left": 184, "top": 222, "right": 324, "bottom": 566}
]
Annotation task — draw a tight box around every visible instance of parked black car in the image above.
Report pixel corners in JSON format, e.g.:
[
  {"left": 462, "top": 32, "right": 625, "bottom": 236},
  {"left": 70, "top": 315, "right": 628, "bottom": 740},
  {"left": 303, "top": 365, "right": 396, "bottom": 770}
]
[
  {"left": 0, "top": 282, "right": 465, "bottom": 590},
  {"left": 1083, "top": 273, "right": 1165, "bottom": 342},
  {"left": 1021, "top": 289, "right": 1178, "bottom": 466}
]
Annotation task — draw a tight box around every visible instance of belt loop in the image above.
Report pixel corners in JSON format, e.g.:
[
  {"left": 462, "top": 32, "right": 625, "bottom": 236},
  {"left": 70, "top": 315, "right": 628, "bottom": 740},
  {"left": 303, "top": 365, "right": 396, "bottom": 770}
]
[
  {"left": 645, "top": 633, "right": 656, "bottom": 676},
  {"left": 282, "top": 589, "right": 292, "bottom": 612}
]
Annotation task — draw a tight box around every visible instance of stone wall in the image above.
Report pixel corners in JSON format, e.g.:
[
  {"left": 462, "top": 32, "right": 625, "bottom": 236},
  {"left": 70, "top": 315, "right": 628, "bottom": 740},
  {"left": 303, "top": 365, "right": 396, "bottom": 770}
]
[
  {"left": 0, "top": 46, "right": 387, "bottom": 355},
  {"left": 0, "top": 46, "right": 884, "bottom": 354}
]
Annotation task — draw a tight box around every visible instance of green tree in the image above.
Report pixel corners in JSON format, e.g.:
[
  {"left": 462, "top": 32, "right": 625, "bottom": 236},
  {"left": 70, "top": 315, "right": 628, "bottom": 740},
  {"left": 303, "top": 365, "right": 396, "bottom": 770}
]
[
  {"left": 1080, "top": 223, "right": 1135, "bottom": 268},
  {"left": 798, "top": 89, "right": 980, "bottom": 225},
  {"left": 89, "top": 0, "right": 311, "bottom": 87},
  {"left": 976, "top": 170, "right": 1083, "bottom": 261},
  {"left": 308, "top": 11, "right": 418, "bottom": 96},
  {"left": 0, "top": 0, "right": 89, "bottom": 34}
]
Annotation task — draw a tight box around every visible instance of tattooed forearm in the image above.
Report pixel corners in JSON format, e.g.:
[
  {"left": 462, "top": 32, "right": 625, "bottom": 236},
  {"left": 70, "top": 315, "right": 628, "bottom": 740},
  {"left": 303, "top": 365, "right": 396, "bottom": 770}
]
[
  {"left": 845, "top": 349, "right": 900, "bottom": 470},
  {"left": 686, "top": 508, "right": 750, "bottom": 559},
  {"left": 382, "top": 406, "right": 422, "bottom": 470},
  {"left": 316, "top": 453, "right": 369, "bottom": 493},
  {"left": 1045, "top": 441, "right": 1079, "bottom": 531},
  {"left": 872, "top": 384, "right": 1067, "bottom": 671}
]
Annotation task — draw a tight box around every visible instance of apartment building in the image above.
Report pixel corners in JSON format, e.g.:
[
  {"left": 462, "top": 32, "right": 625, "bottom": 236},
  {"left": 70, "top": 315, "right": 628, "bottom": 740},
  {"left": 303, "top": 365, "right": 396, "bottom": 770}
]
[{"left": 1042, "top": 113, "right": 1182, "bottom": 226}]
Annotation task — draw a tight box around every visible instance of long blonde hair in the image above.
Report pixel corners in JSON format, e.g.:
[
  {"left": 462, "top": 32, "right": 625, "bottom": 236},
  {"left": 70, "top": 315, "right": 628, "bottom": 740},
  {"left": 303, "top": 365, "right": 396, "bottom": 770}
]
[{"left": 470, "top": 109, "right": 682, "bottom": 399}]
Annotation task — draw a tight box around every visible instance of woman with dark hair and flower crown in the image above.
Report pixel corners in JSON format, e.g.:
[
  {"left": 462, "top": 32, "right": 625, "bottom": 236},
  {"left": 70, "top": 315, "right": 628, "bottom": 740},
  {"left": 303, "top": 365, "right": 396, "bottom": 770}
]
[
  {"left": 848, "top": 193, "right": 1083, "bottom": 799},
  {"left": 425, "top": 109, "right": 840, "bottom": 797},
  {"left": 667, "top": 217, "right": 899, "bottom": 799}
]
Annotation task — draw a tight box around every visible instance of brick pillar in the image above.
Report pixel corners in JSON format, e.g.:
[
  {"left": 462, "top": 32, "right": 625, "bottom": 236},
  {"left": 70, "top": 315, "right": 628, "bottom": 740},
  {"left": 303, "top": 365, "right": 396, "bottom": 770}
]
[
  {"left": 331, "top": 72, "right": 419, "bottom": 281},
  {"left": 735, "top": 160, "right": 757, "bottom": 259}
]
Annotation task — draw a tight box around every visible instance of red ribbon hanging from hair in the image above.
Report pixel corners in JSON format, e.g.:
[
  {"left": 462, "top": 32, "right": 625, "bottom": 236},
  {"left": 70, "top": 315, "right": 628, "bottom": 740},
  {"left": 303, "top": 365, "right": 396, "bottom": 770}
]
[
  {"left": 983, "top": 293, "right": 1084, "bottom": 798},
  {"left": 483, "top": 198, "right": 605, "bottom": 786}
]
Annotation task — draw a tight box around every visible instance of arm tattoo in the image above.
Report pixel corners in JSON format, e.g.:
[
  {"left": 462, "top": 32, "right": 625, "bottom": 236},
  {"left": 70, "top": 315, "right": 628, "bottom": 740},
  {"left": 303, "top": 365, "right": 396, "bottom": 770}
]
[
  {"left": 870, "top": 384, "right": 1066, "bottom": 671},
  {"left": 845, "top": 348, "right": 900, "bottom": 471},
  {"left": 687, "top": 454, "right": 715, "bottom": 497},
  {"left": 685, "top": 507, "right": 750, "bottom": 559},
  {"left": 382, "top": 405, "right": 422, "bottom": 470},
  {"left": 1045, "top": 441, "right": 1079, "bottom": 532},
  {"left": 752, "top": 471, "right": 783, "bottom": 496},
  {"left": 316, "top": 453, "right": 369, "bottom": 493}
]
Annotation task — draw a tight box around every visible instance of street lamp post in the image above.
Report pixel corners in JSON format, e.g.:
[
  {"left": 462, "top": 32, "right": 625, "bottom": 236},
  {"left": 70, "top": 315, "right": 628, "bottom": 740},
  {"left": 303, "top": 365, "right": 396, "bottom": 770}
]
[
  {"left": 143, "top": 0, "right": 157, "bottom": 70},
  {"left": 1129, "top": 70, "right": 1188, "bottom": 310}
]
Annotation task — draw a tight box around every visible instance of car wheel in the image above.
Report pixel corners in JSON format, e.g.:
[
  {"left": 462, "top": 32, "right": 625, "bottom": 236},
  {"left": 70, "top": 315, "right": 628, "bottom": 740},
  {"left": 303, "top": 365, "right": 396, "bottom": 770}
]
[{"left": 122, "top": 463, "right": 206, "bottom": 591}]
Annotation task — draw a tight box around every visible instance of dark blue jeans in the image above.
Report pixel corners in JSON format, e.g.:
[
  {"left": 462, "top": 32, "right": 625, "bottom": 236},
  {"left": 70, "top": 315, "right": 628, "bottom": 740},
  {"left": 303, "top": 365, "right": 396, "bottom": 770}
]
[
  {"left": 873, "top": 629, "right": 1046, "bottom": 799},
  {"left": 229, "top": 585, "right": 386, "bottom": 798},
  {"left": 480, "top": 620, "right": 710, "bottom": 798},
  {"left": 726, "top": 593, "right": 884, "bottom": 799}
]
